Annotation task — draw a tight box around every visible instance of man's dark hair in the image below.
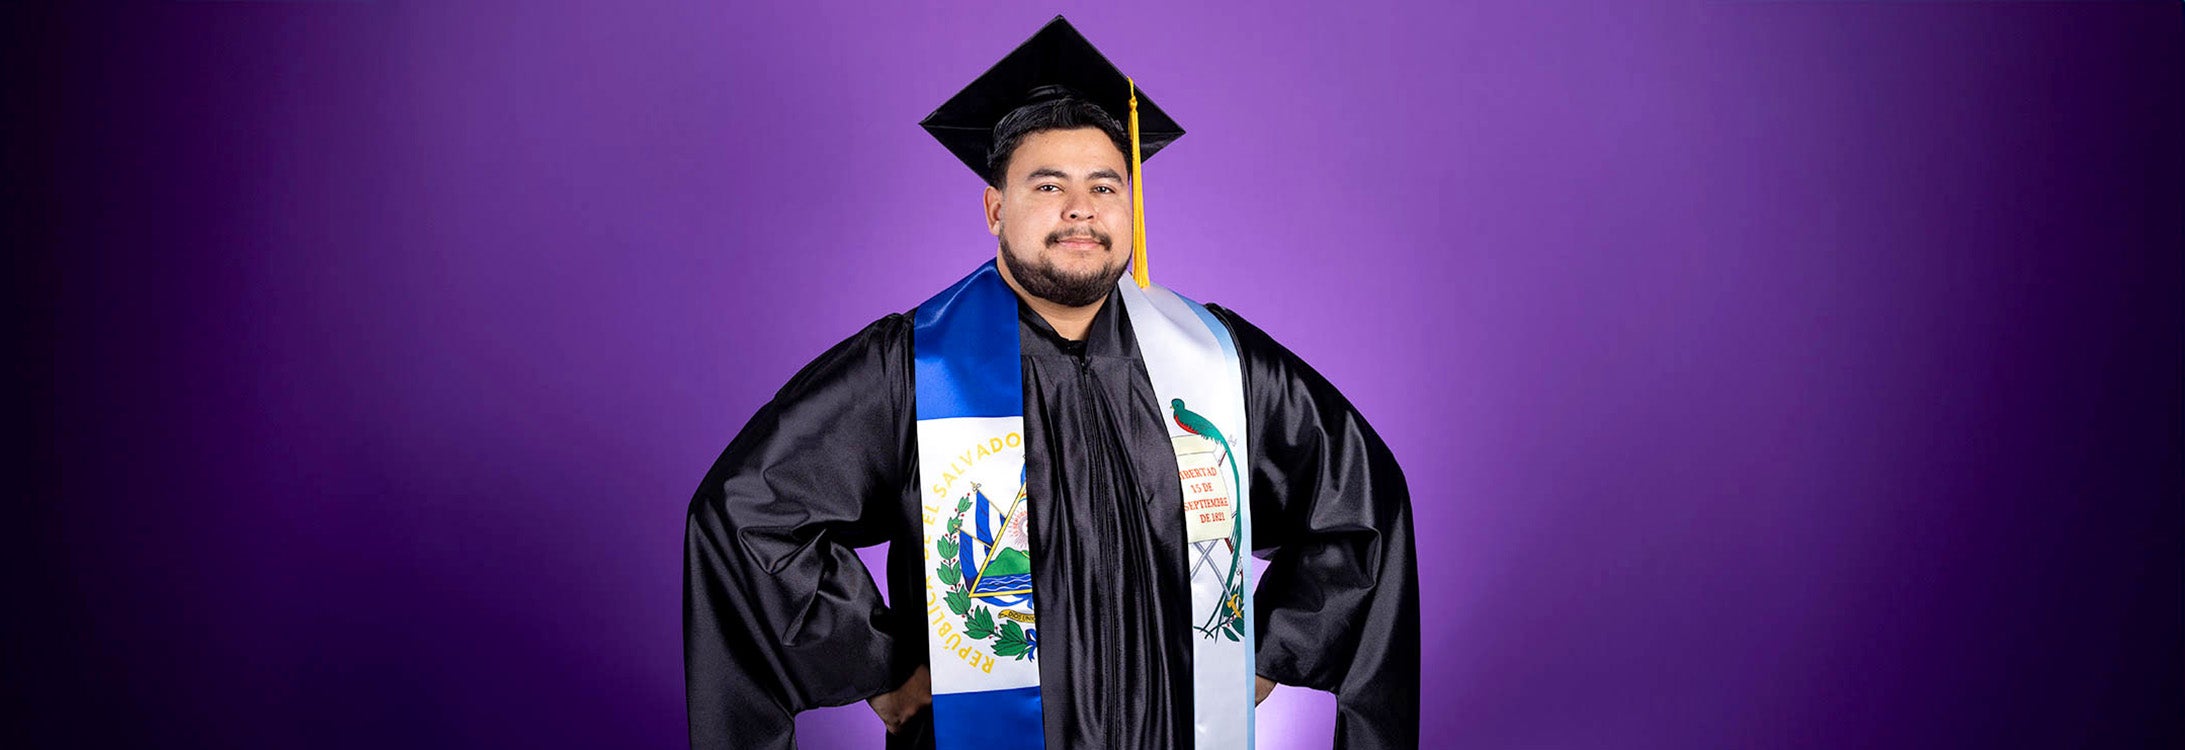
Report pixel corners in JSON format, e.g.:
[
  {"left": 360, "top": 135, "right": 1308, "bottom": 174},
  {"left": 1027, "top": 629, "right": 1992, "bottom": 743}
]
[{"left": 985, "top": 96, "right": 1132, "bottom": 188}]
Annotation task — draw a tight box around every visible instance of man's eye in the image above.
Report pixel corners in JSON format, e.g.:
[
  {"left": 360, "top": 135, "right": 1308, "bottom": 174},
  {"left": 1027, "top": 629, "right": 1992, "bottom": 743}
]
[
  {"left": 1093, "top": 185, "right": 1116, "bottom": 194},
  {"left": 1037, "top": 184, "right": 1060, "bottom": 192}
]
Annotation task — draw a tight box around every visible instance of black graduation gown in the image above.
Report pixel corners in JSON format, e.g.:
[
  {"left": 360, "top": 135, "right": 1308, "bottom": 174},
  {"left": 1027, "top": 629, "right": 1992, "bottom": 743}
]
[{"left": 684, "top": 293, "right": 1419, "bottom": 750}]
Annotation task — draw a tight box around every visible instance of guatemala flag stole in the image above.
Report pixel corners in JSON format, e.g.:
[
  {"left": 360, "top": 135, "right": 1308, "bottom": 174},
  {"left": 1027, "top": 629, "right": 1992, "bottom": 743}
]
[{"left": 913, "top": 260, "right": 1257, "bottom": 750}]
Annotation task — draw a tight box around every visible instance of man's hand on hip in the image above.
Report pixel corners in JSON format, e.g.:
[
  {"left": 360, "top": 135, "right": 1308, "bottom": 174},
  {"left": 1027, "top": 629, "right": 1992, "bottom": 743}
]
[{"left": 867, "top": 664, "right": 932, "bottom": 734}]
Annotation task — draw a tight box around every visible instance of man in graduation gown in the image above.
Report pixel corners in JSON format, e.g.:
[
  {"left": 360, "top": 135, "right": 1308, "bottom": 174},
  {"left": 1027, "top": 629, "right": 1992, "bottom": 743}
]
[{"left": 684, "top": 17, "right": 1417, "bottom": 750}]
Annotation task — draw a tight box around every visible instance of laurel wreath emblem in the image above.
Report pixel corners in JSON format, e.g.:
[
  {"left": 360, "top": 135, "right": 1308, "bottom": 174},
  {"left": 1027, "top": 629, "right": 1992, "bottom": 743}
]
[{"left": 934, "top": 490, "right": 1038, "bottom": 660}]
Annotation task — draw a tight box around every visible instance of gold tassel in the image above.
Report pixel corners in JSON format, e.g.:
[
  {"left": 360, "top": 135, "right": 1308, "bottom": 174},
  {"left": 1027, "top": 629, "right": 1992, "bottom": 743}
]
[{"left": 1128, "top": 77, "right": 1149, "bottom": 289}]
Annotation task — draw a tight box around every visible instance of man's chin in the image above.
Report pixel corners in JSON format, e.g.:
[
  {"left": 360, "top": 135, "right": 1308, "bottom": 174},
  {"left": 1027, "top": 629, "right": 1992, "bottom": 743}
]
[
  {"left": 1022, "top": 266, "right": 1123, "bottom": 308},
  {"left": 1000, "top": 240, "right": 1125, "bottom": 307},
  {"left": 1047, "top": 261, "right": 1119, "bottom": 283}
]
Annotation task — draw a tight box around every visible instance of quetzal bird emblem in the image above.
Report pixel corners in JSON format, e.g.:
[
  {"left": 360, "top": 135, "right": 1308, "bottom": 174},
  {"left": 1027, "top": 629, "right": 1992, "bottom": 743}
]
[{"left": 1173, "top": 398, "right": 1249, "bottom": 640}]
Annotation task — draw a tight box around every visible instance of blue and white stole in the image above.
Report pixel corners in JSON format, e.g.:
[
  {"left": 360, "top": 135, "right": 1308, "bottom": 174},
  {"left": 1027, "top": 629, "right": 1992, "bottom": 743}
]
[{"left": 913, "top": 260, "right": 1256, "bottom": 749}]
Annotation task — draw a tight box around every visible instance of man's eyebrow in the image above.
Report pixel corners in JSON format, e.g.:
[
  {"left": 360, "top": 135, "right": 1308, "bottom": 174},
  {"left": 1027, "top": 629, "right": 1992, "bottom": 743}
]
[{"left": 1024, "top": 167, "right": 1126, "bottom": 182}]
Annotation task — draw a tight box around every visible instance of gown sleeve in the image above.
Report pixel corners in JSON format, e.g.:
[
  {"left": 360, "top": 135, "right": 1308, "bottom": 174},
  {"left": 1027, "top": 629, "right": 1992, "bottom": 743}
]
[
  {"left": 1204, "top": 304, "right": 1422, "bottom": 750},
  {"left": 684, "top": 314, "right": 919, "bottom": 750}
]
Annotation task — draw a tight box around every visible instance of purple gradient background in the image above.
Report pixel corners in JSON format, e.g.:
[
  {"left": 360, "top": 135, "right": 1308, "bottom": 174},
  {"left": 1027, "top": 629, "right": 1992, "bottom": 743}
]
[{"left": 7, "top": 1, "right": 2180, "bottom": 748}]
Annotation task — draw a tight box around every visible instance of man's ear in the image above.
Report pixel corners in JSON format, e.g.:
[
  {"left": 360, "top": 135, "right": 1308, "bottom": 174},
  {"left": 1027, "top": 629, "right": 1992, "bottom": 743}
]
[{"left": 983, "top": 185, "right": 1003, "bottom": 237}]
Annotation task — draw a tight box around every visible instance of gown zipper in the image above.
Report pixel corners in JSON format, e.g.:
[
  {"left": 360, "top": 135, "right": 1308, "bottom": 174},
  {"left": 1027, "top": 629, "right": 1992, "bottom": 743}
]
[{"left": 1072, "top": 345, "right": 1126, "bottom": 736}]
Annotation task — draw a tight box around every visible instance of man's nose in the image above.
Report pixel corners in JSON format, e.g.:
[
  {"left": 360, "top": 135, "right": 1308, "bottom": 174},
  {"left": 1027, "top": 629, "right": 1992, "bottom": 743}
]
[{"left": 1064, "top": 193, "right": 1095, "bottom": 221}]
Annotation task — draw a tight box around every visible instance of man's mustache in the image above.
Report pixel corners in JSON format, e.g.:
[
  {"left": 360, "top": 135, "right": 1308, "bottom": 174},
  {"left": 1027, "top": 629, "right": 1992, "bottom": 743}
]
[{"left": 1046, "top": 228, "right": 1113, "bottom": 249}]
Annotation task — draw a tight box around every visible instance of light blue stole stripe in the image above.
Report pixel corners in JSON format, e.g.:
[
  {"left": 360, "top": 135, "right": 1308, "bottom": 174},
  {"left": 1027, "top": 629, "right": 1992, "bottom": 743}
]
[
  {"left": 1202, "top": 297, "right": 1258, "bottom": 750},
  {"left": 1178, "top": 294, "right": 1241, "bottom": 369},
  {"left": 931, "top": 687, "right": 1045, "bottom": 750},
  {"left": 914, "top": 260, "right": 1023, "bottom": 420}
]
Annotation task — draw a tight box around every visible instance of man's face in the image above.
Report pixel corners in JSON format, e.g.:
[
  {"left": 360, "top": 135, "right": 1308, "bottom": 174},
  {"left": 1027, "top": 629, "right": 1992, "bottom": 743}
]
[{"left": 985, "top": 127, "right": 1134, "bottom": 308}]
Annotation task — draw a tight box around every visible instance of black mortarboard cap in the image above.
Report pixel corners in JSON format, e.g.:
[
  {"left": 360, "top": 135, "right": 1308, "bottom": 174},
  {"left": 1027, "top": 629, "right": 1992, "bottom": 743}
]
[{"left": 921, "top": 16, "right": 1184, "bottom": 182}]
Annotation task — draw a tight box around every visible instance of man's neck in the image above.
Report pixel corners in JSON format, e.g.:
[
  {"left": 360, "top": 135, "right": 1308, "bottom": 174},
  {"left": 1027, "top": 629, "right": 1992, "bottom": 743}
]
[{"left": 1015, "top": 287, "right": 1104, "bottom": 342}]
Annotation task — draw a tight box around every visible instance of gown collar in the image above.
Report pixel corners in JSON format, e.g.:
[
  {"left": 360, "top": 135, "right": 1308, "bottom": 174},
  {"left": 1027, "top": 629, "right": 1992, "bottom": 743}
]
[{"left": 1016, "top": 289, "right": 1137, "bottom": 360}]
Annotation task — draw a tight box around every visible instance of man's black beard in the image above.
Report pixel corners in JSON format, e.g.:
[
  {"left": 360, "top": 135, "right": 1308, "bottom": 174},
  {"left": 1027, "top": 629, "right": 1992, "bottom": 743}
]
[{"left": 999, "top": 229, "right": 1123, "bottom": 308}]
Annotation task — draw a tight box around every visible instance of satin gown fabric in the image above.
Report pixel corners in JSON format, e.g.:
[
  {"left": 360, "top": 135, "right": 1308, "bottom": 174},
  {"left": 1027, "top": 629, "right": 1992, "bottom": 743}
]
[{"left": 684, "top": 295, "right": 1419, "bottom": 750}]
